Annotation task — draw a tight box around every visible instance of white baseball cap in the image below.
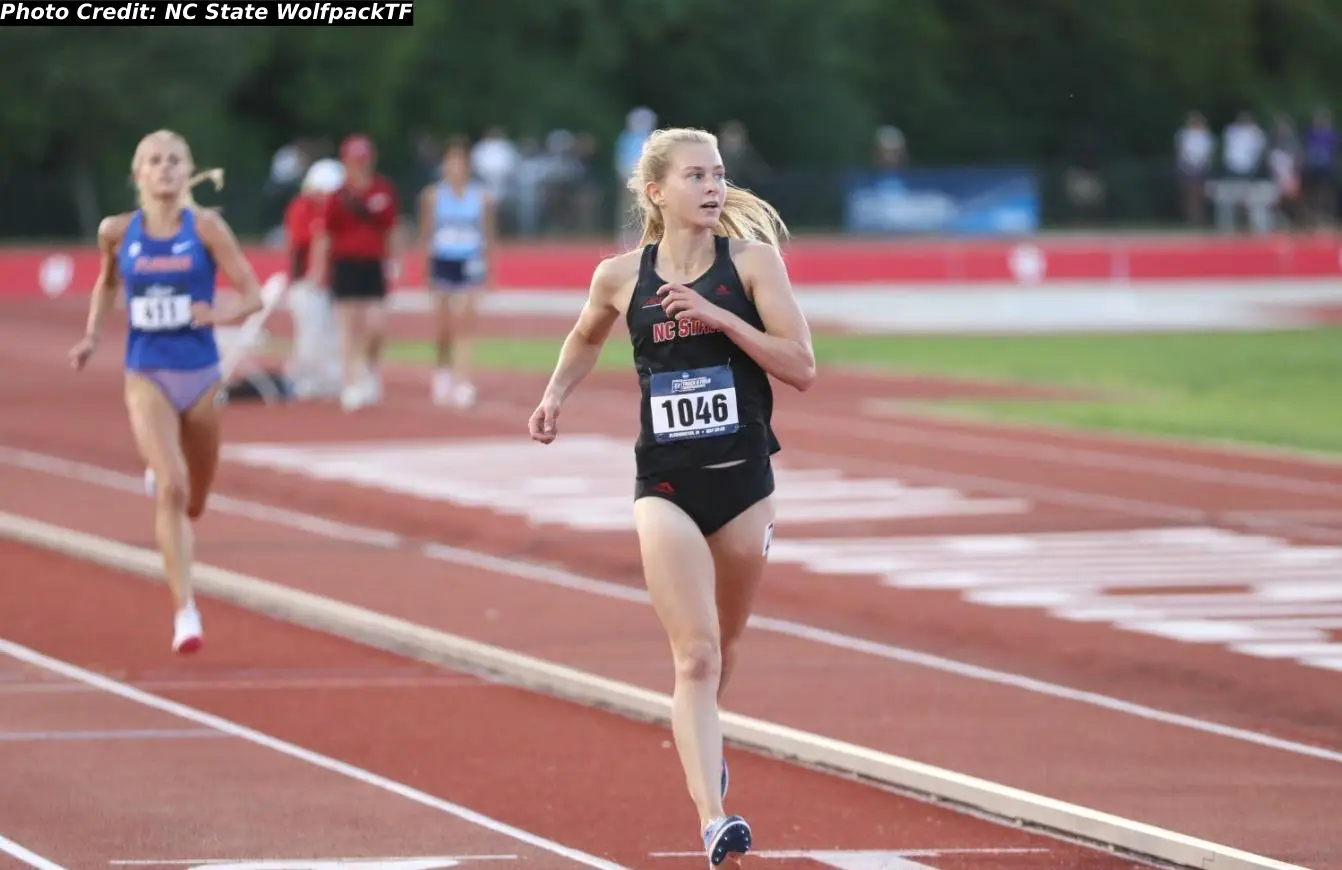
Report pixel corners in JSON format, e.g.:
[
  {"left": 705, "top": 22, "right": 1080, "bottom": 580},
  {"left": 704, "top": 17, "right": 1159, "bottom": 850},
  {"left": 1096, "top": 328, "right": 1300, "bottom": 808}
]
[{"left": 302, "top": 158, "right": 345, "bottom": 194}]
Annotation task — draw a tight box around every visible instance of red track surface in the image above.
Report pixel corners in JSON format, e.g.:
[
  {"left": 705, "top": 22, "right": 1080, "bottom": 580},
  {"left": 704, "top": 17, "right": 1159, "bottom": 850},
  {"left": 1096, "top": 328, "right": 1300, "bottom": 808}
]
[
  {"left": 0, "top": 540, "right": 1145, "bottom": 870},
  {"left": 2, "top": 298, "right": 1341, "bottom": 869}
]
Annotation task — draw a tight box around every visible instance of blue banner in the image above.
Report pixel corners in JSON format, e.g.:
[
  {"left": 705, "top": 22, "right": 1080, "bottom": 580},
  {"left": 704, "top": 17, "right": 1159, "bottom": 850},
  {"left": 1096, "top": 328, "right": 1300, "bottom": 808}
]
[{"left": 843, "top": 167, "right": 1039, "bottom": 236}]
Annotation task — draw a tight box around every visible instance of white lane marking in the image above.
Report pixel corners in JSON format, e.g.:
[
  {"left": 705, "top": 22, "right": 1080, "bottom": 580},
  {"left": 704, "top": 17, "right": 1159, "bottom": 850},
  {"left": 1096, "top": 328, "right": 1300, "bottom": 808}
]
[
  {"left": 0, "top": 834, "right": 68, "bottom": 870},
  {"left": 0, "top": 728, "right": 224, "bottom": 742},
  {"left": 3, "top": 448, "right": 1341, "bottom": 764},
  {"left": 0, "top": 639, "right": 633, "bottom": 870}
]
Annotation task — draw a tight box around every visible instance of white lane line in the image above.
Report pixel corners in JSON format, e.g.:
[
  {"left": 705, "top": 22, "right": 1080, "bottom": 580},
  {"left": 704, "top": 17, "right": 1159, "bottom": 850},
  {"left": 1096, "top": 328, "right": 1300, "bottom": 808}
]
[
  {"left": 1, "top": 448, "right": 1340, "bottom": 764},
  {"left": 0, "top": 638, "right": 633, "bottom": 870},
  {"left": 0, "top": 834, "right": 68, "bottom": 870},
  {"left": 107, "top": 857, "right": 519, "bottom": 867},
  {"left": 0, "top": 728, "right": 224, "bottom": 742}
]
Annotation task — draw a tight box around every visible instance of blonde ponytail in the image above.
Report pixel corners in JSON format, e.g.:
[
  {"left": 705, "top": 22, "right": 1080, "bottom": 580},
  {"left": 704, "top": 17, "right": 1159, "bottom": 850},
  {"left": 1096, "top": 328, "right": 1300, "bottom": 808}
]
[
  {"left": 183, "top": 167, "right": 225, "bottom": 210},
  {"left": 635, "top": 204, "right": 666, "bottom": 248},
  {"left": 628, "top": 126, "right": 789, "bottom": 250},
  {"left": 718, "top": 183, "right": 788, "bottom": 249}
]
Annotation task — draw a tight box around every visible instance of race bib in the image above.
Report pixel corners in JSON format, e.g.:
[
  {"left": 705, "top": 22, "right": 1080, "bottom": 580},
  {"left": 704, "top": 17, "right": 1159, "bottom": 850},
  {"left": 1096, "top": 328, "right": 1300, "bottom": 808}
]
[
  {"left": 649, "top": 364, "right": 740, "bottom": 444},
  {"left": 434, "top": 226, "right": 482, "bottom": 250},
  {"left": 129, "top": 294, "right": 193, "bottom": 331}
]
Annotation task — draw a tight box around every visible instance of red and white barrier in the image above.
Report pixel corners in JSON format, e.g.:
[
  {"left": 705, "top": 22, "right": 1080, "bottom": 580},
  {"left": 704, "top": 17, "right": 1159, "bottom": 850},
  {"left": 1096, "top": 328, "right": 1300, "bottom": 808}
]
[{"left": 8, "top": 233, "right": 1342, "bottom": 299}]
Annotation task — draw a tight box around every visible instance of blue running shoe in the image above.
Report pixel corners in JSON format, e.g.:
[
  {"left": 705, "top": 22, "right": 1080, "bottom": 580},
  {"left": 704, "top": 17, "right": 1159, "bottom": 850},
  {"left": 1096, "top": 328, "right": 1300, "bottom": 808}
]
[{"left": 703, "top": 815, "right": 751, "bottom": 866}]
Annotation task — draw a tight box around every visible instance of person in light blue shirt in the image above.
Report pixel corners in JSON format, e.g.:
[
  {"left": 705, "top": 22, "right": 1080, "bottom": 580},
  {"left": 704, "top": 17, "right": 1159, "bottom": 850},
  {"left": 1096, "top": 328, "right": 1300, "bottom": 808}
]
[
  {"left": 615, "top": 107, "right": 657, "bottom": 244},
  {"left": 417, "top": 138, "right": 496, "bottom": 408}
]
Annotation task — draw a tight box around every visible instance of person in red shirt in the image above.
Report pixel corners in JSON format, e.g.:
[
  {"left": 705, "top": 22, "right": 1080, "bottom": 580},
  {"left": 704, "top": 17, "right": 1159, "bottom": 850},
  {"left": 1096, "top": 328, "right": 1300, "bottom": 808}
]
[
  {"left": 285, "top": 161, "right": 336, "bottom": 282},
  {"left": 309, "top": 134, "right": 400, "bottom": 411},
  {"left": 282, "top": 158, "right": 345, "bottom": 399}
]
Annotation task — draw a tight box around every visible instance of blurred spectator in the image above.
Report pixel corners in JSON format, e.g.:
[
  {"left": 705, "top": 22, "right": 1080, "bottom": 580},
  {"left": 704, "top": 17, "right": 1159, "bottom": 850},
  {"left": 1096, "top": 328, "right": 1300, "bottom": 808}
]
[
  {"left": 309, "top": 134, "right": 400, "bottom": 411},
  {"left": 270, "top": 142, "right": 305, "bottom": 188},
  {"left": 283, "top": 157, "right": 345, "bottom": 400},
  {"left": 1267, "top": 114, "right": 1302, "bottom": 228},
  {"left": 265, "top": 137, "right": 328, "bottom": 229},
  {"left": 1222, "top": 111, "right": 1266, "bottom": 179},
  {"left": 412, "top": 130, "right": 443, "bottom": 187},
  {"left": 616, "top": 107, "right": 656, "bottom": 179},
  {"left": 511, "top": 136, "right": 550, "bottom": 236},
  {"left": 284, "top": 158, "right": 337, "bottom": 285},
  {"left": 1064, "top": 128, "right": 1107, "bottom": 222},
  {"left": 540, "top": 129, "right": 588, "bottom": 235},
  {"left": 614, "top": 107, "right": 656, "bottom": 242},
  {"left": 1175, "top": 111, "right": 1215, "bottom": 225},
  {"left": 568, "top": 131, "right": 601, "bottom": 234},
  {"left": 1212, "top": 111, "right": 1273, "bottom": 233},
  {"left": 1302, "top": 106, "right": 1337, "bottom": 229},
  {"left": 471, "top": 126, "right": 519, "bottom": 207},
  {"left": 719, "top": 120, "right": 768, "bottom": 188},
  {"left": 873, "top": 125, "right": 907, "bottom": 170}
]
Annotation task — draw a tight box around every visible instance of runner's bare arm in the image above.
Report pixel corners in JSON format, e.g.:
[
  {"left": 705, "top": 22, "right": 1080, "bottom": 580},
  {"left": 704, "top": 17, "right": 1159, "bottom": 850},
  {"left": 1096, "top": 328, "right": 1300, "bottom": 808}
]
[
  {"left": 382, "top": 184, "right": 405, "bottom": 278},
  {"left": 308, "top": 195, "right": 333, "bottom": 287},
  {"left": 197, "top": 210, "right": 264, "bottom": 324},
  {"left": 415, "top": 186, "right": 435, "bottom": 253},
  {"left": 720, "top": 241, "right": 815, "bottom": 391},
  {"left": 541, "top": 255, "right": 627, "bottom": 403},
  {"left": 82, "top": 214, "right": 129, "bottom": 344}
]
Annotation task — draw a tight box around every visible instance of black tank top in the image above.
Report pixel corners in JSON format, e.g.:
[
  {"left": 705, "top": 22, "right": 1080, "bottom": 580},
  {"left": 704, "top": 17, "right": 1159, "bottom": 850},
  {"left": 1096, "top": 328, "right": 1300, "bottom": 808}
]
[{"left": 626, "top": 235, "right": 781, "bottom": 477}]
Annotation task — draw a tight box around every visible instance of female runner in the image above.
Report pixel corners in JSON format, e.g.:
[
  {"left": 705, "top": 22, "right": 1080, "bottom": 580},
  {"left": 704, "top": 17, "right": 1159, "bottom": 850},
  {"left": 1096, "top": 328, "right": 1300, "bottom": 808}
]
[
  {"left": 69, "top": 129, "right": 265, "bottom": 654},
  {"left": 528, "top": 127, "right": 815, "bottom": 866}
]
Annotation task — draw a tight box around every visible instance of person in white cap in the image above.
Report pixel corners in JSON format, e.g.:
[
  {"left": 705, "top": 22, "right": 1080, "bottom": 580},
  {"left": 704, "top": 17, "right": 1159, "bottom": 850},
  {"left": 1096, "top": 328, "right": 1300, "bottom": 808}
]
[{"left": 282, "top": 158, "right": 345, "bottom": 399}]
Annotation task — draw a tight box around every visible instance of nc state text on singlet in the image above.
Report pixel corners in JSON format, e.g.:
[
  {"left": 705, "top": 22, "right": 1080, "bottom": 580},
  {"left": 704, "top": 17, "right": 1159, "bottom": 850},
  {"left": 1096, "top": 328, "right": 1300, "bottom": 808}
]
[{"left": 651, "top": 316, "right": 722, "bottom": 344}]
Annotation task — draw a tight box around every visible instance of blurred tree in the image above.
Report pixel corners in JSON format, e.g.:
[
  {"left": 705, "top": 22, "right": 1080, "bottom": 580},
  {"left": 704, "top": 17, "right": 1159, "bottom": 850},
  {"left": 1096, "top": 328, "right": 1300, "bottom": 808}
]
[
  {"left": 1, "top": 1, "right": 1340, "bottom": 237},
  {"left": 0, "top": 26, "right": 265, "bottom": 233}
]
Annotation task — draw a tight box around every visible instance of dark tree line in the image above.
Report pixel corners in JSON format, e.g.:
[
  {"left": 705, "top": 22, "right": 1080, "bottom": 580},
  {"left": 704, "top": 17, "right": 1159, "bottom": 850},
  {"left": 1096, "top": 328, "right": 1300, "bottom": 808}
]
[{"left": 1, "top": 1, "right": 1338, "bottom": 236}]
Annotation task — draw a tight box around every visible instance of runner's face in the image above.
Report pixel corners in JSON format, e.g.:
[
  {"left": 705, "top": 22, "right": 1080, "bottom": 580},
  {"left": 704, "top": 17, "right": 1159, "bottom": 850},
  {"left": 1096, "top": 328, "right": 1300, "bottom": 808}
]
[
  {"left": 443, "top": 149, "right": 470, "bottom": 184},
  {"left": 137, "top": 138, "right": 190, "bottom": 201},
  {"left": 663, "top": 142, "right": 726, "bottom": 230}
]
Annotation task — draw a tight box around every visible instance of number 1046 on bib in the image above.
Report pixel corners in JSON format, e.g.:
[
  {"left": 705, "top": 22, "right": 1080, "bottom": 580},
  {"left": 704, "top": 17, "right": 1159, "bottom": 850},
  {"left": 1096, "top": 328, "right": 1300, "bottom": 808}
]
[{"left": 649, "top": 366, "right": 740, "bottom": 443}]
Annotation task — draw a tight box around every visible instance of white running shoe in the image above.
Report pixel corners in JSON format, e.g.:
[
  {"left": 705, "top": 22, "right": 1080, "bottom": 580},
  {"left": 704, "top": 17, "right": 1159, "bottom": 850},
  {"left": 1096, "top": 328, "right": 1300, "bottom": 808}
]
[
  {"left": 431, "top": 369, "right": 454, "bottom": 405},
  {"left": 450, "top": 381, "right": 477, "bottom": 409},
  {"left": 363, "top": 370, "right": 383, "bottom": 405},
  {"left": 703, "top": 815, "right": 751, "bottom": 867},
  {"left": 340, "top": 368, "right": 384, "bottom": 412},
  {"left": 340, "top": 380, "right": 376, "bottom": 412},
  {"left": 339, "top": 384, "right": 366, "bottom": 412},
  {"left": 172, "top": 604, "right": 203, "bottom": 655}
]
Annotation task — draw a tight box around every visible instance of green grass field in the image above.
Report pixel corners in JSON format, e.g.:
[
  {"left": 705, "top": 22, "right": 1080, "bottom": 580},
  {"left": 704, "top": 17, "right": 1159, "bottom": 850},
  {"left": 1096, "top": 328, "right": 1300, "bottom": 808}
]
[{"left": 384, "top": 329, "right": 1342, "bottom": 456}]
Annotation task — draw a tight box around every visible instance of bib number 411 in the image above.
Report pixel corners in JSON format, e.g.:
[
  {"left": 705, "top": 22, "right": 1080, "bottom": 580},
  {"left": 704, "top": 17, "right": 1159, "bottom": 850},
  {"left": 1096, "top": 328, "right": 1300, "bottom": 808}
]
[{"left": 129, "top": 293, "right": 193, "bottom": 331}]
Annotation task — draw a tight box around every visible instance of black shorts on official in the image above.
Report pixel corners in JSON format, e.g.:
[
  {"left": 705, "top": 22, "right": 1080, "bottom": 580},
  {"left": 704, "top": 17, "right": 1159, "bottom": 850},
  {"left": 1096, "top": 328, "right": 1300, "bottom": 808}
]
[
  {"left": 634, "top": 454, "right": 775, "bottom": 537},
  {"left": 330, "top": 257, "right": 387, "bottom": 302}
]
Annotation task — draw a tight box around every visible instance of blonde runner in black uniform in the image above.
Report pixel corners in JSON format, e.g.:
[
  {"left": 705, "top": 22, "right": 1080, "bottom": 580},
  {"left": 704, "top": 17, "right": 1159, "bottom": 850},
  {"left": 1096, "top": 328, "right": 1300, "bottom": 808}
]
[{"left": 528, "top": 127, "right": 815, "bottom": 867}]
